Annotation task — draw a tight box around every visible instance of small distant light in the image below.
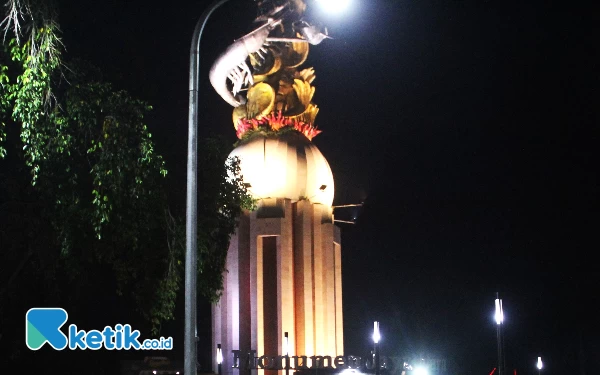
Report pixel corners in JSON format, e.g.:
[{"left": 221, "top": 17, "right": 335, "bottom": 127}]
[
  {"left": 284, "top": 332, "right": 289, "bottom": 356},
  {"left": 176, "top": 372, "right": 180, "bottom": 375},
  {"left": 217, "top": 344, "right": 223, "bottom": 365},
  {"left": 152, "top": 371, "right": 157, "bottom": 375},
  {"left": 372, "top": 321, "right": 380, "bottom": 344},
  {"left": 495, "top": 298, "right": 504, "bottom": 325},
  {"left": 537, "top": 357, "right": 543, "bottom": 370}
]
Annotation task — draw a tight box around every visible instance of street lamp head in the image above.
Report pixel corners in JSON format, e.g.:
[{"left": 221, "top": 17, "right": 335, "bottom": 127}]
[
  {"left": 537, "top": 357, "right": 543, "bottom": 370},
  {"left": 372, "top": 321, "right": 380, "bottom": 344},
  {"left": 494, "top": 298, "right": 504, "bottom": 325},
  {"left": 315, "top": 0, "right": 352, "bottom": 14}
]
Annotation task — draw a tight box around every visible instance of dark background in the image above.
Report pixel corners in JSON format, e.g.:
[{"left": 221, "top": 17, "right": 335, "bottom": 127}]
[{"left": 21, "top": 0, "right": 600, "bottom": 374}]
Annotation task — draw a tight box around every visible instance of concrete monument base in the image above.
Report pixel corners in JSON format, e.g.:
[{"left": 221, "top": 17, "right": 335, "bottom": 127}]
[{"left": 212, "top": 198, "right": 343, "bottom": 375}]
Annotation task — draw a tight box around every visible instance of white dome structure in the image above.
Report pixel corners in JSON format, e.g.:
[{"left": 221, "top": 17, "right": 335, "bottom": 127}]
[{"left": 228, "top": 132, "right": 334, "bottom": 206}]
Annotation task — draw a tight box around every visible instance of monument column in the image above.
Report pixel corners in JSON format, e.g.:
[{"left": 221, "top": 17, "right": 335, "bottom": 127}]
[{"left": 210, "top": 1, "right": 344, "bottom": 372}]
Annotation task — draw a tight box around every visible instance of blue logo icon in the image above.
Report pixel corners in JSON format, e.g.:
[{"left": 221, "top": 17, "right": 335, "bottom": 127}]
[
  {"left": 25, "top": 308, "right": 173, "bottom": 351},
  {"left": 26, "top": 308, "right": 69, "bottom": 350}
]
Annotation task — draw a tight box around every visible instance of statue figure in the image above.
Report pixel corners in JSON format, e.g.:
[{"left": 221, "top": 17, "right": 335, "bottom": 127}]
[{"left": 209, "top": 0, "right": 330, "bottom": 141}]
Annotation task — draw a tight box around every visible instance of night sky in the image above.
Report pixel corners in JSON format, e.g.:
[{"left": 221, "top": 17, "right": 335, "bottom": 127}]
[{"left": 50, "top": 0, "right": 599, "bottom": 374}]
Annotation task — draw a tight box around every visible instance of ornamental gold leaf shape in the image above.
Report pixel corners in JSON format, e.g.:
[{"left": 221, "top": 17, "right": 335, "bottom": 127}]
[{"left": 214, "top": 0, "right": 329, "bottom": 140}]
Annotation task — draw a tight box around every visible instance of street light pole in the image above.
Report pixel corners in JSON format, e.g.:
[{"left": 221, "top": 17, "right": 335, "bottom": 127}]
[
  {"left": 185, "top": 1, "right": 232, "bottom": 375},
  {"left": 373, "top": 321, "right": 380, "bottom": 375},
  {"left": 494, "top": 293, "right": 504, "bottom": 375}
]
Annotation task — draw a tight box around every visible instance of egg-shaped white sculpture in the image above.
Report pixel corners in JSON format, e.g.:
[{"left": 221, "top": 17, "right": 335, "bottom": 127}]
[{"left": 228, "top": 132, "right": 334, "bottom": 206}]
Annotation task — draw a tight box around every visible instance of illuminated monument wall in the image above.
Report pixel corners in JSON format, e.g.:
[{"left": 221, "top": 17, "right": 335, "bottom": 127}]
[{"left": 208, "top": 2, "right": 343, "bottom": 374}]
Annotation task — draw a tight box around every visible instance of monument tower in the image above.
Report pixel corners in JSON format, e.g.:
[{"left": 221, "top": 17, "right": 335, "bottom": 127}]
[{"left": 209, "top": 2, "right": 343, "bottom": 373}]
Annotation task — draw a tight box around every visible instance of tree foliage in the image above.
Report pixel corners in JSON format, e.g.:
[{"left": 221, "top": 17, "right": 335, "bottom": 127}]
[
  {"left": 1, "top": 0, "right": 62, "bottom": 164},
  {"left": 0, "top": 1, "right": 254, "bottom": 363}
]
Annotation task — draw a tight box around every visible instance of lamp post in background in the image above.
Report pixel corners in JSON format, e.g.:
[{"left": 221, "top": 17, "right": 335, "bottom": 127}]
[
  {"left": 536, "top": 356, "right": 543, "bottom": 375},
  {"left": 494, "top": 293, "right": 504, "bottom": 375},
  {"left": 284, "top": 332, "right": 289, "bottom": 375},
  {"left": 373, "top": 321, "right": 381, "bottom": 375},
  {"left": 185, "top": 1, "right": 231, "bottom": 375},
  {"left": 217, "top": 343, "right": 223, "bottom": 375}
]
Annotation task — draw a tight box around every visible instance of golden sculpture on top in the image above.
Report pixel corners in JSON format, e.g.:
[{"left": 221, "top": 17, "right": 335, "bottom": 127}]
[{"left": 209, "top": 0, "right": 330, "bottom": 141}]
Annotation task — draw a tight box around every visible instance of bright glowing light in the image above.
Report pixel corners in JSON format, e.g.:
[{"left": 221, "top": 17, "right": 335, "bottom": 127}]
[
  {"left": 537, "top": 357, "right": 543, "bottom": 370},
  {"left": 372, "top": 321, "right": 380, "bottom": 343},
  {"left": 284, "top": 332, "right": 289, "bottom": 356},
  {"left": 316, "top": 0, "right": 351, "bottom": 13},
  {"left": 495, "top": 298, "right": 504, "bottom": 325},
  {"left": 341, "top": 370, "right": 360, "bottom": 375},
  {"left": 152, "top": 371, "right": 157, "bottom": 375},
  {"left": 414, "top": 366, "right": 429, "bottom": 375},
  {"left": 228, "top": 136, "right": 335, "bottom": 206},
  {"left": 217, "top": 345, "right": 223, "bottom": 365}
]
